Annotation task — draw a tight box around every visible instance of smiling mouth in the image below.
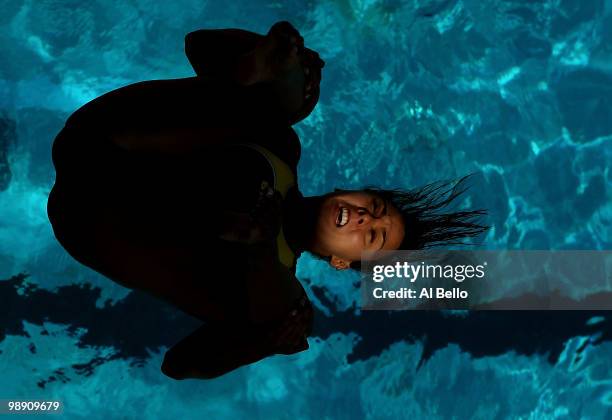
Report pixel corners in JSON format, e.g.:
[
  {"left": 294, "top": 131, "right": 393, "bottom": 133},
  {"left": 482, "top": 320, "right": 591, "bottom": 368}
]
[{"left": 336, "top": 206, "right": 349, "bottom": 227}]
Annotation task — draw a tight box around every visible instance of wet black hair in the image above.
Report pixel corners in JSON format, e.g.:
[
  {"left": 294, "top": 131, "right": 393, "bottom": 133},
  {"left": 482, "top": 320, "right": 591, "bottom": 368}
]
[{"left": 312, "top": 174, "right": 490, "bottom": 271}]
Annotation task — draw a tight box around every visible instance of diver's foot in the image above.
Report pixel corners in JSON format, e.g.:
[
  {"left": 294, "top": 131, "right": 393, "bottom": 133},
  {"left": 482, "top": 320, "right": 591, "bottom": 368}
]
[{"left": 233, "top": 21, "right": 304, "bottom": 86}]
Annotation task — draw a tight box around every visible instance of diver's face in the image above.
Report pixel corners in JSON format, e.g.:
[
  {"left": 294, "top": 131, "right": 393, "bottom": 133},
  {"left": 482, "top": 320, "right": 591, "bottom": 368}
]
[{"left": 311, "top": 190, "right": 405, "bottom": 269}]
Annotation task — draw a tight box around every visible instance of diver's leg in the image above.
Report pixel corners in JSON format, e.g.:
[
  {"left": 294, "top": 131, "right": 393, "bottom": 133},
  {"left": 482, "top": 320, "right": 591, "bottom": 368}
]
[
  {"left": 49, "top": 176, "right": 252, "bottom": 324},
  {"left": 50, "top": 128, "right": 277, "bottom": 324},
  {"left": 65, "top": 77, "right": 245, "bottom": 136},
  {"left": 50, "top": 120, "right": 257, "bottom": 250},
  {"left": 161, "top": 289, "right": 312, "bottom": 380},
  {"left": 49, "top": 124, "right": 248, "bottom": 323},
  {"left": 86, "top": 212, "right": 250, "bottom": 323},
  {"left": 66, "top": 76, "right": 295, "bottom": 156}
]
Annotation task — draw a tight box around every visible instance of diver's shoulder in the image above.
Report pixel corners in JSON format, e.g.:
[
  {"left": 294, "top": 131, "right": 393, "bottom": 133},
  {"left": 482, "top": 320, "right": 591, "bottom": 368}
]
[{"left": 253, "top": 125, "right": 301, "bottom": 170}]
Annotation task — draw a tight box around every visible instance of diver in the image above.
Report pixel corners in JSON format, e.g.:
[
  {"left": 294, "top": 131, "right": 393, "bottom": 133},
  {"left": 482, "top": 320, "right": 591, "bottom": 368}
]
[{"left": 47, "top": 21, "right": 489, "bottom": 380}]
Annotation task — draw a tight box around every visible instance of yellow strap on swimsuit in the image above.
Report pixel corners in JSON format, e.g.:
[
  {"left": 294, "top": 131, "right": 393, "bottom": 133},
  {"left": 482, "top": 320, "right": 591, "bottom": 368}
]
[{"left": 239, "top": 143, "right": 297, "bottom": 270}]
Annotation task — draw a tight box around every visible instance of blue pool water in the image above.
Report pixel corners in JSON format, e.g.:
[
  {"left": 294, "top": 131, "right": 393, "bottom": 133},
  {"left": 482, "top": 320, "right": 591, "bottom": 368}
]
[{"left": 1, "top": 0, "right": 611, "bottom": 418}]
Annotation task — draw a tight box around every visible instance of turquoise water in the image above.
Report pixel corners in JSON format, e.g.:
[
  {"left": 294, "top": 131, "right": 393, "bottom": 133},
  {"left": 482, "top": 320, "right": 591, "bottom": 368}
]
[{"left": 1, "top": 0, "right": 611, "bottom": 418}]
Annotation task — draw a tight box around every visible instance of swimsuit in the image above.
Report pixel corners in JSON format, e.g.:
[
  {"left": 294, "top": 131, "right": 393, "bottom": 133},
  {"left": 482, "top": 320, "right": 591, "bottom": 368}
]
[{"left": 230, "top": 143, "right": 313, "bottom": 353}]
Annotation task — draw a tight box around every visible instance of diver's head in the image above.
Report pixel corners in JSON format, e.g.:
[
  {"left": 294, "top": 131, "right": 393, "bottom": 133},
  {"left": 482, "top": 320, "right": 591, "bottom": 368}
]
[
  {"left": 307, "top": 174, "right": 490, "bottom": 271},
  {"left": 308, "top": 189, "right": 405, "bottom": 269}
]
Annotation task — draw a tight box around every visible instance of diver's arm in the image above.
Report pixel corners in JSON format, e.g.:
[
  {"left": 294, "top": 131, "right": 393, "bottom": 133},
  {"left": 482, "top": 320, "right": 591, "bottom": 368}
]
[
  {"left": 161, "top": 300, "right": 311, "bottom": 381},
  {"left": 160, "top": 254, "right": 311, "bottom": 380},
  {"left": 161, "top": 321, "right": 275, "bottom": 380},
  {"left": 217, "top": 184, "right": 305, "bottom": 323},
  {"left": 160, "top": 269, "right": 312, "bottom": 380},
  {"left": 243, "top": 243, "right": 305, "bottom": 324},
  {"left": 161, "top": 234, "right": 311, "bottom": 380}
]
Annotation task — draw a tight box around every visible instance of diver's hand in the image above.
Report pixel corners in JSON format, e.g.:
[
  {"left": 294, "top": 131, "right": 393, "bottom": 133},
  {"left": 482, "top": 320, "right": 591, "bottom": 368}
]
[{"left": 217, "top": 181, "right": 283, "bottom": 245}]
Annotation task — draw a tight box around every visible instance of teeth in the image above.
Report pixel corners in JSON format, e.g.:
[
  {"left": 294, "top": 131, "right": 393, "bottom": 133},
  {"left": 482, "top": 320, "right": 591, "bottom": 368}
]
[{"left": 337, "top": 207, "right": 349, "bottom": 227}]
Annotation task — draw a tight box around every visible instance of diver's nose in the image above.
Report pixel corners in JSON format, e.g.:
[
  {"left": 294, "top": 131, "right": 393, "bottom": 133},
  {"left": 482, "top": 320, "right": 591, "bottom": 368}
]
[
  {"left": 355, "top": 209, "right": 373, "bottom": 226},
  {"left": 355, "top": 208, "right": 391, "bottom": 229}
]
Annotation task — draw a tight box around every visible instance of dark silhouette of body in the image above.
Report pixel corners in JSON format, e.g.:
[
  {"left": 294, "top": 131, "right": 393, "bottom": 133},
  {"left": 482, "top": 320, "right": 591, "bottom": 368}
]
[
  {"left": 48, "top": 22, "right": 322, "bottom": 379},
  {"left": 47, "top": 21, "right": 489, "bottom": 380}
]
